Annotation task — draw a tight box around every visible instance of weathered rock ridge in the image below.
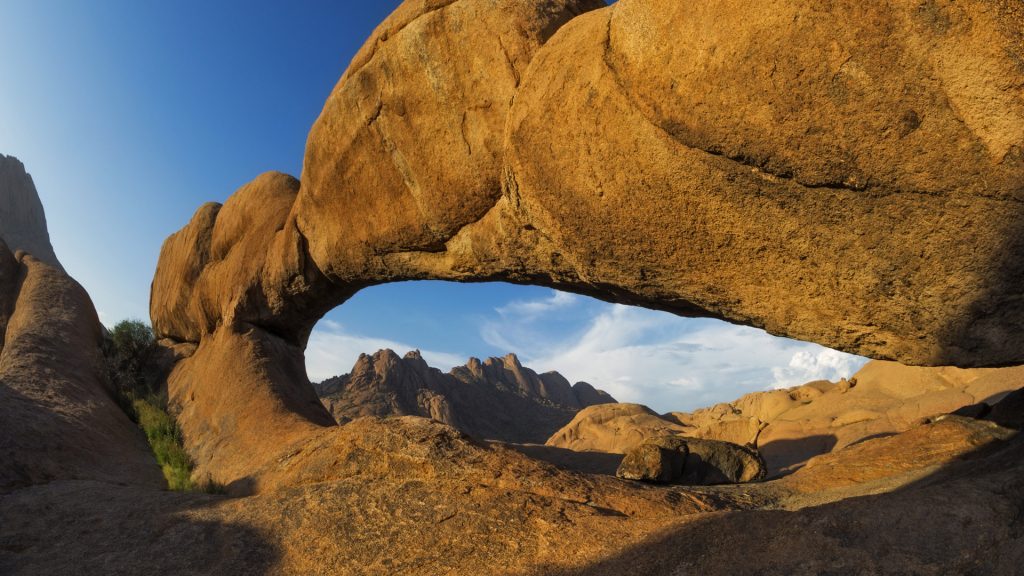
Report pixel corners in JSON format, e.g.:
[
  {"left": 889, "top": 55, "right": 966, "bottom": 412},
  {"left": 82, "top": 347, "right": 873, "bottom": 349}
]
[
  {"left": 0, "top": 155, "right": 61, "bottom": 270},
  {"left": 0, "top": 156, "right": 162, "bottom": 492},
  {"left": 150, "top": 0, "right": 1024, "bottom": 484},
  {"left": 315, "top": 349, "right": 615, "bottom": 443}
]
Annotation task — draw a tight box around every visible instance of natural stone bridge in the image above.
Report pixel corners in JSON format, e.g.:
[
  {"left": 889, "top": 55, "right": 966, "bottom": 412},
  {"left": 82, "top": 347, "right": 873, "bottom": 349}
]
[{"left": 150, "top": 0, "right": 1024, "bottom": 485}]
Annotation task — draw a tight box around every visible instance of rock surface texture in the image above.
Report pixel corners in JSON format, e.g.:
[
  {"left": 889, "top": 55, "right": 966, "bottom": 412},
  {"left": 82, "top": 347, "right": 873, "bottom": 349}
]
[
  {"left": 3, "top": 0, "right": 1024, "bottom": 565},
  {"left": 674, "top": 359, "right": 1024, "bottom": 475},
  {"left": 0, "top": 156, "right": 61, "bottom": 270},
  {"left": 0, "top": 156, "right": 161, "bottom": 492},
  {"left": 315, "top": 349, "right": 615, "bottom": 443},
  {"left": 546, "top": 403, "right": 691, "bottom": 453},
  {"left": 4, "top": 388, "right": 1024, "bottom": 575},
  {"left": 149, "top": 0, "right": 1024, "bottom": 486},
  {"left": 616, "top": 443, "right": 685, "bottom": 483},
  {"left": 558, "top": 361, "right": 1023, "bottom": 478},
  {"left": 615, "top": 436, "right": 766, "bottom": 485}
]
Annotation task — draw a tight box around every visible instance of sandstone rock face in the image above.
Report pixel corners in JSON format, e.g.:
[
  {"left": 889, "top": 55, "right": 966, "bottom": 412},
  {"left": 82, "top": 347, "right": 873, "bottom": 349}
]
[
  {"left": 150, "top": 0, "right": 1024, "bottom": 485},
  {"left": 546, "top": 403, "right": 690, "bottom": 454},
  {"left": 616, "top": 443, "right": 684, "bottom": 483},
  {"left": 0, "top": 249, "right": 162, "bottom": 491},
  {"left": 315, "top": 349, "right": 615, "bottom": 444},
  {"left": 291, "top": 0, "right": 1024, "bottom": 368},
  {"left": 0, "top": 155, "right": 61, "bottom": 270},
  {"left": 675, "top": 360, "right": 1024, "bottom": 475},
  {"left": 0, "top": 157, "right": 162, "bottom": 491},
  {"left": 6, "top": 396, "right": 1024, "bottom": 575},
  {"left": 300, "top": 0, "right": 607, "bottom": 277},
  {"left": 151, "top": 173, "right": 341, "bottom": 484}
]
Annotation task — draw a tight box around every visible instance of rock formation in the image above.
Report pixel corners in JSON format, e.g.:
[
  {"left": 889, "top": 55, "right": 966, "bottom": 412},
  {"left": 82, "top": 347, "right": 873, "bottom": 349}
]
[
  {"left": 672, "top": 359, "right": 1024, "bottom": 474},
  {"left": 0, "top": 156, "right": 161, "bottom": 492},
  {"left": 315, "top": 349, "right": 615, "bottom": 443},
  {"left": 616, "top": 443, "right": 685, "bottom": 483},
  {"left": 677, "top": 438, "right": 767, "bottom": 485},
  {"left": 5, "top": 388, "right": 1023, "bottom": 574},
  {"left": 615, "top": 436, "right": 766, "bottom": 485},
  {"left": 148, "top": 0, "right": 1024, "bottom": 487},
  {"left": 549, "top": 361, "right": 1023, "bottom": 478},
  {"left": 3, "top": 0, "right": 1024, "bottom": 572},
  {"left": 0, "top": 155, "right": 61, "bottom": 270},
  {"left": 546, "top": 403, "right": 691, "bottom": 454}
]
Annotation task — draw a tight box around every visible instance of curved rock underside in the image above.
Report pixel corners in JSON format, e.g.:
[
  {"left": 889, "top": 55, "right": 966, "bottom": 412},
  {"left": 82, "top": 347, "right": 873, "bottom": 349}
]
[{"left": 151, "top": 0, "right": 1024, "bottom": 483}]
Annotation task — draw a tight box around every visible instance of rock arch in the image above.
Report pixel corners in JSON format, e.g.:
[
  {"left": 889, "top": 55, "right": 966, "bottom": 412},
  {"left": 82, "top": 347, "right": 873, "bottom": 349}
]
[{"left": 151, "top": 0, "right": 1024, "bottom": 486}]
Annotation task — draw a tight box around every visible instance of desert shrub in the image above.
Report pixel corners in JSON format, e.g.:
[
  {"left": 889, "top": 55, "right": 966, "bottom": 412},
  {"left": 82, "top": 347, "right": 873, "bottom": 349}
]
[
  {"left": 133, "top": 397, "right": 194, "bottom": 491},
  {"left": 103, "top": 319, "right": 223, "bottom": 493},
  {"left": 104, "top": 319, "right": 160, "bottom": 404}
]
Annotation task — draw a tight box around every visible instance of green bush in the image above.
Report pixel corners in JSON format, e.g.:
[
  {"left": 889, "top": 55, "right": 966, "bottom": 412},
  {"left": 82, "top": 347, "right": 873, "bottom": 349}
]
[
  {"left": 103, "top": 319, "right": 224, "bottom": 494},
  {"left": 104, "top": 319, "right": 159, "bottom": 404},
  {"left": 133, "top": 397, "right": 195, "bottom": 491}
]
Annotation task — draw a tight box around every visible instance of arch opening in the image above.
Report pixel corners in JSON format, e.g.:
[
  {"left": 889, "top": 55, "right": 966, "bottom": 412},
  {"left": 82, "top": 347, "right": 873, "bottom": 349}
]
[{"left": 305, "top": 280, "right": 869, "bottom": 422}]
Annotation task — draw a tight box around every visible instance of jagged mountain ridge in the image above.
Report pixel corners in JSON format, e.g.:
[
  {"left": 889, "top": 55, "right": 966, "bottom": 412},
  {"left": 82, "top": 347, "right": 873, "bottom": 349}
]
[{"left": 314, "top": 349, "right": 616, "bottom": 444}]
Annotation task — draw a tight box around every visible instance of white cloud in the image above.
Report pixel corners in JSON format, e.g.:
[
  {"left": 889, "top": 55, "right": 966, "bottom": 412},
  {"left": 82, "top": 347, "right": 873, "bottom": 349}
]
[
  {"left": 495, "top": 290, "right": 578, "bottom": 319},
  {"left": 305, "top": 320, "right": 466, "bottom": 383},
  {"left": 305, "top": 290, "right": 870, "bottom": 415},
  {"left": 490, "top": 304, "right": 868, "bottom": 413},
  {"left": 771, "top": 348, "right": 865, "bottom": 389},
  {"left": 481, "top": 289, "right": 586, "bottom": 352}
]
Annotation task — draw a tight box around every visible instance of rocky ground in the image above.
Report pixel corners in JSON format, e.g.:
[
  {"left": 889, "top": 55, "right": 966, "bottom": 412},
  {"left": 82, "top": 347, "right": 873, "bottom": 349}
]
[{"left": 3, "top": 409, "right": 1023, "bottom": 575}]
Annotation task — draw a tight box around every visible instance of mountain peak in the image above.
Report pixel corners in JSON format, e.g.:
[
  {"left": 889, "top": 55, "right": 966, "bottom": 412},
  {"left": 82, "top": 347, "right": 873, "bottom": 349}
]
[
  {"left": 317, "top": 350, "right": 617, "bottom": 443},
  {"left": 0, "top": 154, "right": 62, "bottom": 270}
]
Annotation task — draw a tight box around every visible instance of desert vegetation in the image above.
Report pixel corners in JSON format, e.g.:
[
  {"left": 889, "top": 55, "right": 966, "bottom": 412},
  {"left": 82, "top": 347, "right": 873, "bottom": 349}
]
[{"left": 103, "top": 319, "right": 220, "bottom": 492}]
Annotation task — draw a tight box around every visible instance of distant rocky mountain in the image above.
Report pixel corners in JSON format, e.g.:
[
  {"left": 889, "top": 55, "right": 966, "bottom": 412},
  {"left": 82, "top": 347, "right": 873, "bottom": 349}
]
[{"left": 314, "top": 349, "right": 616, "bottom": 444}]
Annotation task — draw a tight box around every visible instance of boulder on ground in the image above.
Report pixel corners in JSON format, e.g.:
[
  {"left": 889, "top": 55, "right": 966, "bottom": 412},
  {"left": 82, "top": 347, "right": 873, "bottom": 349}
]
[
  {"left": 680, "top": 438, "right": 766, "bottom": 485},
  {"left": 546, "top": 404, "right": 690, "bottom": 454},
  {"left": 615, "top": 443, "right": 686, "bottom": 483},
  {"left": 615, "top": 435, "right": 765, "bottom": 486}
]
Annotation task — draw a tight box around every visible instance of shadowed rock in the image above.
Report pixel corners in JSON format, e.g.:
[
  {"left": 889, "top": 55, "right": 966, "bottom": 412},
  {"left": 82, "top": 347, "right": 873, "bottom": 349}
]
[
  {"left": 315, "top": 349, "right": 615, "bottom": 444},
  {"left": 678, "top": 438, "right": 766, "bottom": 485},
  {"left": 0, "top": 155, "right": 61, "bottom": 271},
  {"left": 0, "top": 156, "right": 162, "bottom": 492},
  {"left": 674, "top": 360, "right": 1024, "bottom": 475},
  {"left": 616, "top": 443, "right": 685, "bottom": 483}
]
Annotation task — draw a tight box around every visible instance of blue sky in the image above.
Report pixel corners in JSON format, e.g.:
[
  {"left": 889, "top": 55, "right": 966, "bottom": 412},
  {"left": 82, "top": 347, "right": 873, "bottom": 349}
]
[{"left": 0, "top": 1, "right": 866, "bottom": 412}]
